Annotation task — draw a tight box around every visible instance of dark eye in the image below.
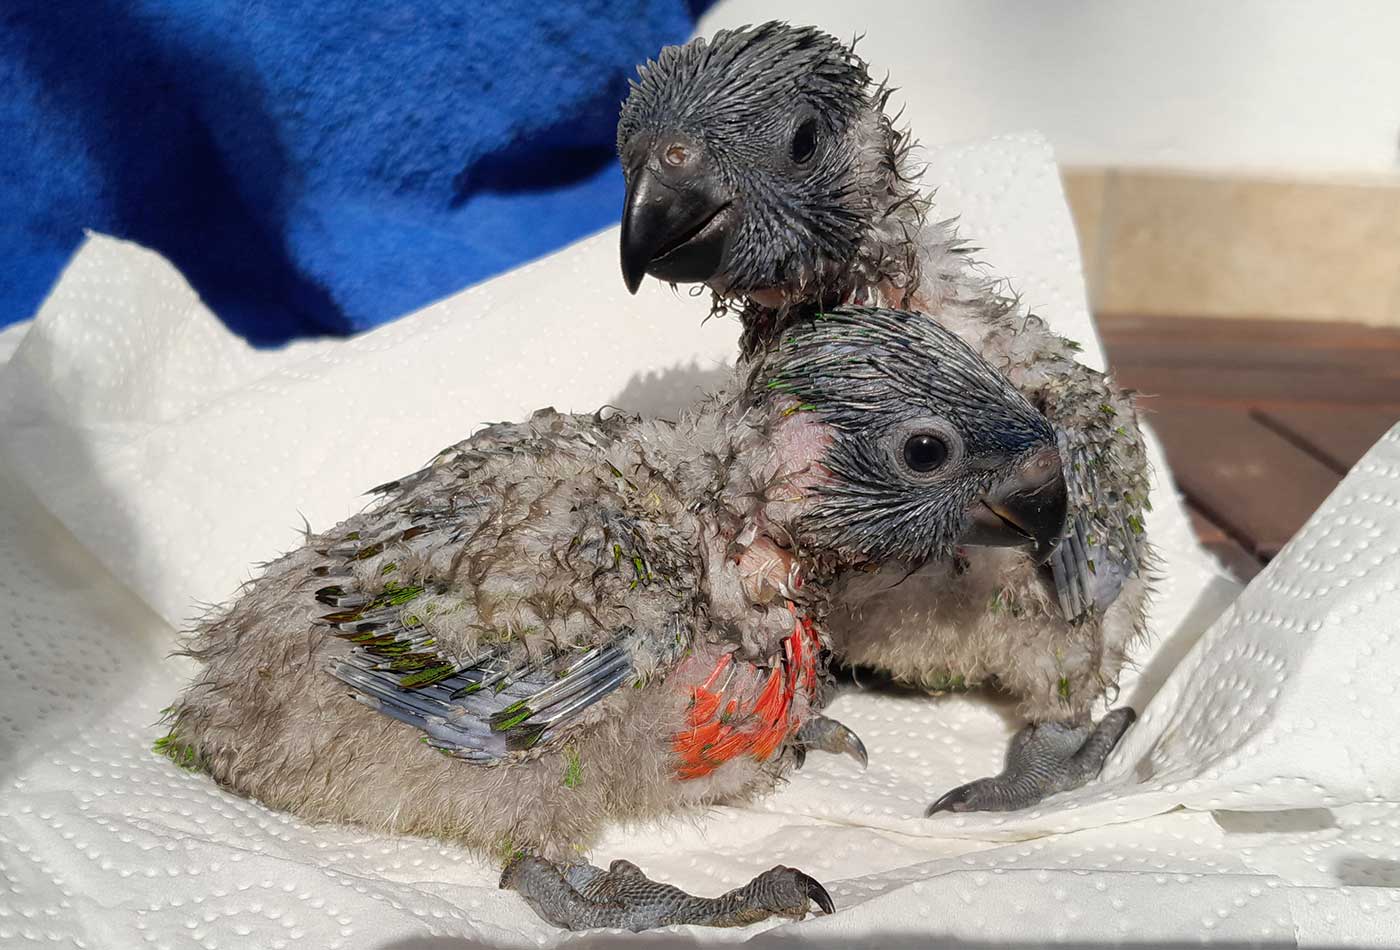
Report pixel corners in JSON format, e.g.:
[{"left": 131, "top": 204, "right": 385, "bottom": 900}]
[
  {"left": 902, "top": 434, "right": 948, "bottom": 473},
  {"left": 791, "top": 117, "right": 818, "bottom": 164}
]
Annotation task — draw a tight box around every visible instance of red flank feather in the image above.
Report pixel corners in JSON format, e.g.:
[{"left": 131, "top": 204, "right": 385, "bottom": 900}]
[{"left": 671, "top": 604, "right": 823, "bottom": 779}]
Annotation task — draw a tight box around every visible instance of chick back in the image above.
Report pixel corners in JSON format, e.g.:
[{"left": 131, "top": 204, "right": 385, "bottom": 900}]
[{"left": 161, "top": 408, "right": 813, "bottom": 859}]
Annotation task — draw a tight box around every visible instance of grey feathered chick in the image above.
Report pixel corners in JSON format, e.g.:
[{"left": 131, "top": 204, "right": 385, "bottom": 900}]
[
  {"left": 160, "top": 307, "right": 1065, "bottom": 931},
  {"left": 617, "top": 22, "right": 890, "bottom": 303},
  {"left": 617, "top": 21, "right": 1153, "bottom": 814}
]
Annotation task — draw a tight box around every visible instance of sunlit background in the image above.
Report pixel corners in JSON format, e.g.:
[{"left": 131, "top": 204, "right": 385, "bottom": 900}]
[{"left": 4, "top": 0, "right": 1397, "bottom": 573}]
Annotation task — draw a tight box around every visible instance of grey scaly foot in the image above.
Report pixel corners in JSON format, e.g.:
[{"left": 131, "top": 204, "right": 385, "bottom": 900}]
[
  {"left": 925, "top": 707, "right": 1136, "bottom": 815},
  {"left": 794, "top": 715, "right": 868, "bottom": 769},
  {"left": 501, "top": 855, "right": 833, "bottom": 931}
]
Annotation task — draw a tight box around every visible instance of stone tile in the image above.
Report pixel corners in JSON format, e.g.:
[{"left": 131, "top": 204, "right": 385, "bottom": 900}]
[
  {"left": 1098, "top": 172, "right": 1400, "bottom": 325},
  {"left": 1060, "top": 168, "right": 1108, "bottom": 305},
  {"left": 1388, "top": 247, "right": 1400, "bottom": 327}
]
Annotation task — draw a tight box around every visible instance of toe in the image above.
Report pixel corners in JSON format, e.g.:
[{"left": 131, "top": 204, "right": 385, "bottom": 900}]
[
  {"left": 795, "top": 716, "right": 869, "bottom": 769},
  {"left": 1103, "top": 706, "right": 1137, "bottom": 735},
  {"left": 1070, "top": 707, "right": 1139, "bottom": 777},
  {"left": 925, "top": 782, "right": 979, "bottom": 816},
  {"left": 499, "top": 854, "right": 550, "bottom": 890},
  {"left": 607, "top": 858, "right": 646, "bottom": 878},
  {"left": 755, "top": 865, "right": 835, "bottom": 918},
  {"left": 796, "top": 871, "right": 835, "bottom": 915}
]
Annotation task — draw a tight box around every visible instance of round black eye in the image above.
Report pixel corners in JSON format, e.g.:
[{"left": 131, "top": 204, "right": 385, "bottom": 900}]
[
  {"left": 902, "top": 434, "right": 948, "bottom": 473},
  {"left": 791, "top": 117, "right": 818, "bottom": 165}
]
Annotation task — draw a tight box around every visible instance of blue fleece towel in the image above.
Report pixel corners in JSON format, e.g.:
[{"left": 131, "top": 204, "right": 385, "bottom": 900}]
[{"left": 1, "top": 1, "right": 710, "bottom": 343}]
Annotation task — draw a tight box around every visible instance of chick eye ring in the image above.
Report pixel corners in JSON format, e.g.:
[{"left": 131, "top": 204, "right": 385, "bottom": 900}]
[
  {"left": 887, "top": 418, "right": 963, "bottom": 479},
  {"left": 791, "top": 117, "right": 819, "bottom": 165}
]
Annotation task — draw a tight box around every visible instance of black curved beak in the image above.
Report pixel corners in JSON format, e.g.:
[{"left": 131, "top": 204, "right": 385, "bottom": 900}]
[
  {"left": 620, "top": 153, "right": 736, "bottom": 294},
  {"left": 961, "top": 446, "right": 1069, "bottom": 564}
]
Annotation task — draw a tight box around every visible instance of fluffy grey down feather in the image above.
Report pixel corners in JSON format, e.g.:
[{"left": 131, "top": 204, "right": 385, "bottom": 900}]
[{"left": 161, "top": 308, "right": 1061, "bottom": 861}]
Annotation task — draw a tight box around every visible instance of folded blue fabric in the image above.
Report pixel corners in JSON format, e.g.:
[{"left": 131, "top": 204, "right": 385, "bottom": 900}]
[{"left": 1, "top": 1, "right": 708, "bottom": 343}]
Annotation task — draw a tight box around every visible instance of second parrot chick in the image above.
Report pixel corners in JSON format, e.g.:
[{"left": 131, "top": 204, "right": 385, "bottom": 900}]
[
  {"left": 158, "top": 306, "right": 1066, "bottom": 932},
  {"left": 616, "top": 21, "right": 1152, "bottom": 815}
]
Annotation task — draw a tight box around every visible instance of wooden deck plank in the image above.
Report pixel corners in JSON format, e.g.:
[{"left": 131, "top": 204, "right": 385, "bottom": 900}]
[
  {"left": 1140, "top": 401, "right": 1342, "bottom": 558},
  {"left": 1098, "top": 313, "right": 1400, "bottom": 355},
  {"left": 1253, "top": 406, "right": 1398, "bottom": 474},
  {"left": 1098, "top": 315, "right": 1400, "bottom": 564},
  {"left": 1105, "top": 341, "right": 1400, "bottom": 377},
  {"left": 1187, "top": 505, "right": 1263, "bottom": 583},
  {"left": 1100, "top": 314, "right": 1400, "bottom": 405},
  {"left": 1112, "top": 366, "right": 1400, "bottom": 408}
]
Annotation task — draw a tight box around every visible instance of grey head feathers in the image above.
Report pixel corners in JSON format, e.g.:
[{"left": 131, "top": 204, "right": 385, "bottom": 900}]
[
  {"left": 762, "top": 307, "right": 1063, "bottom": 565},
  {"left": 617, "top": 22, "right": 869, "bottom": 144},
  {"left": 617, "top": 22, "right": 909, "bottom": 300}
]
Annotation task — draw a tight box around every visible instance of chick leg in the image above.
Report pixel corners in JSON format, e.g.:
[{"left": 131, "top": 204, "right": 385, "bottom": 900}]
[
  {"left": 925, "top": 707, "right": 1135, "bottom": 815},
  {"left": 501, "top": 855, "right": 833, "bottom": 931}
]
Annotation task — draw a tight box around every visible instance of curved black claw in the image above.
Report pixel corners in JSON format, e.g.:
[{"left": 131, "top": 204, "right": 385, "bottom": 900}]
[
  {"left": 924, "top": 783, "right": 978, "bottom": 816},
  {"left": 798, "top": 872, "right": 835, "bottom": 915},
  {"left": 843, "top": 729, "right": 869, "bottom": 769},
  {"left": 750, "top": 865, "right": 835, "bottom": 920},
  {"left": 795, "top": 715, "right": 869, "bottom": 769}
]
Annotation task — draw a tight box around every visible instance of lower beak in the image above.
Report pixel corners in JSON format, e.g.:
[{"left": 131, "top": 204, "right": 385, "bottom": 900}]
[
  {"left": 960, "top": 446, "right": 1068, "bottom": 564},
  {"left": 620, "top": 164, "right": 736, "bottom": 294}
]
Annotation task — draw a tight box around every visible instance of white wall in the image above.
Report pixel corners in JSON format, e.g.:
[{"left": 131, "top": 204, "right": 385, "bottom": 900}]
[{"left": 699, "top": 0, "right": 1400, "bottom": 178}]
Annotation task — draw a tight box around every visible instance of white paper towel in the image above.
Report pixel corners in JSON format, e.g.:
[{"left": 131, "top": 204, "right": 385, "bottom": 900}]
[{"left": 1, "top": 133, "right": 1398, "bottom": 948}]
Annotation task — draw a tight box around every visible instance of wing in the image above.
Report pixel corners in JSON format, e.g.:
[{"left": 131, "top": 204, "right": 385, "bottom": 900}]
[
  {"left": 315, "top": 410, "right": 698, "bottom": 761},
  {"left": 329, "top": 626, "right": 649, "bottom": 761},
  {"left": 317, "top": 515, "right": 688, "bottom": 762},
  {"left": 1048, "top": 423, "right": 1148, "bottom": 623}
]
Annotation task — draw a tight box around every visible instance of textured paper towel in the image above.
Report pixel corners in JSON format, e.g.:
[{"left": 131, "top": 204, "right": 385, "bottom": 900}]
[{"left": 2, "top": 134, "right": 1398, "bottom": 948}]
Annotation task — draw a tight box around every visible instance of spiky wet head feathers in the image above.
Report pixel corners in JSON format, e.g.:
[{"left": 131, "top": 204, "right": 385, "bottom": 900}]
[
  {"left": 618, "top": 22, "right": 869, "bottom": 145},
  {"left": 764, "top": 307, "right": 1059, "bottom": 564},
  {"left": 618, "top": 22, "right": 896, "bottom": 298}
]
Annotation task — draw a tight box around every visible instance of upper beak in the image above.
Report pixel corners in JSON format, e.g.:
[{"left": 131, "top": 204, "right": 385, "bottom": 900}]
[
  {"left": 619, "top": 142, "right": 736, "bottom": 294},
  {"left": 960, "top": 446, "right": 1068, "bottom": 564}
]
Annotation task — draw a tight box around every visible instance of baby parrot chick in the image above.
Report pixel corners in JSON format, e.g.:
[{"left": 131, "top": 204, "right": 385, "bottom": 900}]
[
  {"left": 617, "top": 22, "right": 1152, "bottom": 814},
  {"left": 160, "top": 307, "right": 1067, "bottom": 931}
]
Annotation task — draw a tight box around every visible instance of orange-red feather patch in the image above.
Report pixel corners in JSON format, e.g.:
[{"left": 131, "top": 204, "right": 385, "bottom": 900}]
[{"left": 671, "top": 604, "right": 823, "bottom": 779}]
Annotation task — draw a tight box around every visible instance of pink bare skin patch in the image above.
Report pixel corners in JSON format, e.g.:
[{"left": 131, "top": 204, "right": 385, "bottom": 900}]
[
  {"left": 764, "top": 401, "right": 836, "bottom": 501},
  {"left": 737, "top": 537, "right": 802, "bottom": 604},
  {"left": 730, "top": 401, "right": 836, "bottom": 605}
]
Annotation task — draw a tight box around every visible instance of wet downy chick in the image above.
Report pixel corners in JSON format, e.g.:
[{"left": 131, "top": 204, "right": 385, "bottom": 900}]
[
  {"left": 616, "top": 21, "right": 895, "bottom": 306},
  {"left": 160, "top": 306, "right": 1064, "bottom": 931},
  {"left": 618, "top": 21, "right": 1152, "bottom": 814}
]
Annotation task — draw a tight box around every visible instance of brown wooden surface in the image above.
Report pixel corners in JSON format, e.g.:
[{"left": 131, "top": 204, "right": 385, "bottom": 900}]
[
  {"left": 1254, "top": 406, "right": 1400, "bottom": 474},
  {"left": 1098, "top": 314, "right": 1400, "bottom": 581},
  {"left": 1185, "top": 504, "right": 1263, "bottom": 584}
]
